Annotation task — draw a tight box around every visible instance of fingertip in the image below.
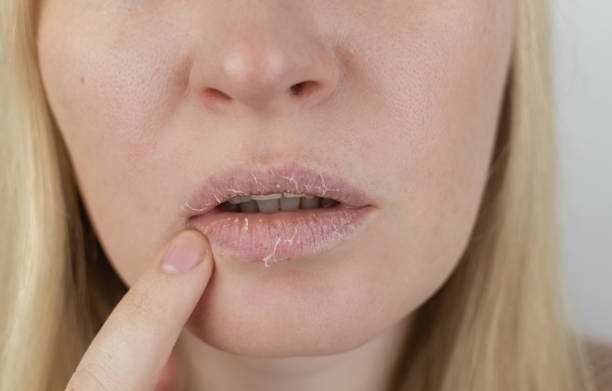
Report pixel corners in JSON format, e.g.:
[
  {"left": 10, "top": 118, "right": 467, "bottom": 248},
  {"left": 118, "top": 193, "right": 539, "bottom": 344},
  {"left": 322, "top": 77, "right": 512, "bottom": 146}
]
[
  {"left": 160, "top": 230, "right": 213, "bottom": 275},
  {"left": 189, "top": 229, "right": 215, "bottom": 275}
]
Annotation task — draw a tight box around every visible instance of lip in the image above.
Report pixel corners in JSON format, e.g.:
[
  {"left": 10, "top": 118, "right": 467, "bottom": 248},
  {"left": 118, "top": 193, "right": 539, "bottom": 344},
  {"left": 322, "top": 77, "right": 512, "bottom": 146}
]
[{"left": 183, "top": 163, "right": 378, "bottom": 266}]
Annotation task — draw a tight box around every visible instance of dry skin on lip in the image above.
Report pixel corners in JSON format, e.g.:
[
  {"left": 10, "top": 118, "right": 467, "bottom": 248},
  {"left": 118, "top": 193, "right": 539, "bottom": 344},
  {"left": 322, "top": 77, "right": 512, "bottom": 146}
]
[
  {"left": 199, "top": 213, "right": 358, "bottom": 268},
  {"left": 223, "top": 217, "right": 314, "bottom": 267},
  {"left": 261, "top": 227, "right": 299, "bottom": 267},
  {"left": 180, "top": 170, "right": 346, "bottom": 215},
  {"left": 260, "top": 222, "right": 350, "bottom": 268}
]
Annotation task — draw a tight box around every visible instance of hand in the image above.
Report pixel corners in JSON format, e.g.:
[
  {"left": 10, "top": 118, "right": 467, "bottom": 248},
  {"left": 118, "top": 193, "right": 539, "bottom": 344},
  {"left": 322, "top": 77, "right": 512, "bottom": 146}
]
[{"left": 65, "top": 230, "right": 215, "bottom": 391}]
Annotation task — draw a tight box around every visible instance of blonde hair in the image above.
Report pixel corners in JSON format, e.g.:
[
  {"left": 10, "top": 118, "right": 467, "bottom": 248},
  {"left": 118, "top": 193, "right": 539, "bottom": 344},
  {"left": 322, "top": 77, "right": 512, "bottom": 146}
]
[{"left": 0, "top": 1, "right": 598, "bottom": 390}]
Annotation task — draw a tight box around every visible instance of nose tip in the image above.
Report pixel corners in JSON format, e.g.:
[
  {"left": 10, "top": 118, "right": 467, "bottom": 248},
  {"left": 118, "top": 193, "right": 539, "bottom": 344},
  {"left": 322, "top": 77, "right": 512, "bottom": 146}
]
[{"left": 190, "top": 23, "right": 341, "bottom": 115}]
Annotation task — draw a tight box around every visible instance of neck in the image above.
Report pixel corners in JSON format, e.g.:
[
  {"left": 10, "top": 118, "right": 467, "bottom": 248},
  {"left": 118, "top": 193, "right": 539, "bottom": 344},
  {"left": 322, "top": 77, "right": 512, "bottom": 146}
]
[{"left": 176, "top": 315, "right": 413, "bottom": 391}]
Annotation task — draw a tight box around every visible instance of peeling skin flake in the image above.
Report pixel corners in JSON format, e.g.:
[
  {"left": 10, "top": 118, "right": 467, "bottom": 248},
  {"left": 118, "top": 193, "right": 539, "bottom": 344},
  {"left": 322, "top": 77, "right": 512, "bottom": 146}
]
[
  {"left": 279, "top": 175, "right": 300, "bottom": 192},
  {"left": 228, "top": 188, "right": 247, "bottom": 195},
  {"left": 262, "top": 237, "right": 282, "bottom": 267},
  {"left": 250, "top": 172, "right": 264, "bottom": 192},
  {"left": 182, "top": 201, "right": 206, "bottom": 212},
  {"left": 286, "top": 227, "right": 298, "bottom": 244},
  {"left": 319, "top": 173, "right": 327, "bottom": 196},
  {"left": 261, "top": 227, "right": 298, "bottom": 267}
]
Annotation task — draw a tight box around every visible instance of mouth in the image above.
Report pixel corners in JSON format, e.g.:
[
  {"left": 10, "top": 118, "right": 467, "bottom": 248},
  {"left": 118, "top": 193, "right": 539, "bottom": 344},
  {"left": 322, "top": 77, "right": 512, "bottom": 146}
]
[
  {"left": 215, "top": 193, "right": 342, "bottom": 213},
  {"left": 184, "top": 164, "right": 378, "bottom": 267}
]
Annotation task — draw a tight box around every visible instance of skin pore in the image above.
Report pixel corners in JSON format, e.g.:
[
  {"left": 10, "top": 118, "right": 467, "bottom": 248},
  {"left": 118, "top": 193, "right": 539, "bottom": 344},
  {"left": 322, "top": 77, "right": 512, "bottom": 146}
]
[{"left": 36, "top": 1, "right": 516, "bottom": 390}]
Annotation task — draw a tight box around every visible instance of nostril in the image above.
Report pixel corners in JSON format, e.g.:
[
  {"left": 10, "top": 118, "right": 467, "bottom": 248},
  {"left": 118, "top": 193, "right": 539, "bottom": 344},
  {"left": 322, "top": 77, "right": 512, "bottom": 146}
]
[
  {"left": 290, "top": 82, "right": 304, "bottom": 95},
  {"left": 289, "top": 81, "right": 318, "bottom": 97},
  {"left": 202, "top": 87, "right": 232, "bottom": 101}
]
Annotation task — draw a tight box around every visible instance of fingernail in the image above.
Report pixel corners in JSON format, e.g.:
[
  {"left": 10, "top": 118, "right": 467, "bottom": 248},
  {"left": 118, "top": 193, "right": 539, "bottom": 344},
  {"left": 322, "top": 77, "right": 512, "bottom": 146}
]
[{"left": 161, "top": 231, "right": 207, "bottom": 274}]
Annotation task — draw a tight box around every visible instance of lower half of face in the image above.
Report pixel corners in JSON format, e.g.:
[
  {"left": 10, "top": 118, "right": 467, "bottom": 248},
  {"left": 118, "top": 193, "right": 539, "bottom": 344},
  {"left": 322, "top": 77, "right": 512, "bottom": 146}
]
[{"left": 37, "top": 0, "right": 515, "bottom": 356}]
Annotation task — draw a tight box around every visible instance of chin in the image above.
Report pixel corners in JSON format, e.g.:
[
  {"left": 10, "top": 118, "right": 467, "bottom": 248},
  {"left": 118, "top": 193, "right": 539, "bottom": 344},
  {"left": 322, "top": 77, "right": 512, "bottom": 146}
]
[{"left": 181, "top": 254, "right": 396, "bottom": 358}]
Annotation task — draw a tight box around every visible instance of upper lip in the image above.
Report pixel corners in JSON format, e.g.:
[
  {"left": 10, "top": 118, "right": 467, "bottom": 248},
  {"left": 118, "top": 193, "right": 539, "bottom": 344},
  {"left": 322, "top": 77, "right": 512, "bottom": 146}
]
[{"left": 182, "top": 163, "right": 375, "bottom": 218}]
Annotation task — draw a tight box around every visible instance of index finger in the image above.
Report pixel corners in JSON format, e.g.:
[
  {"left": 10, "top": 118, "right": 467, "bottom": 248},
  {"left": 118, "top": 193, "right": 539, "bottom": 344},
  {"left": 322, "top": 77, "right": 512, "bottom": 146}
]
[{"left": 66, "top": 230, "right": 214, "bottom": 391}]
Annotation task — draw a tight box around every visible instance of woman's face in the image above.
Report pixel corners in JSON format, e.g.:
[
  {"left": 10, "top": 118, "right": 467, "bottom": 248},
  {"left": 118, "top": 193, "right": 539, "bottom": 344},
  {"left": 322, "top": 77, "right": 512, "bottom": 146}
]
[{"left": 37, "top": 1, "right": 515, "bottom": 356}]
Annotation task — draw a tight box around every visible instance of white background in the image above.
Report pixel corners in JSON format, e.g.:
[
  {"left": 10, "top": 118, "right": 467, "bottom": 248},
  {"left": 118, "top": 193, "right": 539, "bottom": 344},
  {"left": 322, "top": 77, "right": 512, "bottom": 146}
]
[{"left": 551, "top": 0, "right": 612, "bottom": 343}]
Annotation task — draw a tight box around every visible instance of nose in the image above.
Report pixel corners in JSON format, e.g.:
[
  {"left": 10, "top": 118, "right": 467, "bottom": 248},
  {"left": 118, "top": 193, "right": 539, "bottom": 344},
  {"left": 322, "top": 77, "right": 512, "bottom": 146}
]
[{"left": 188, "top": 7, "right": 341, "bottom": 116}]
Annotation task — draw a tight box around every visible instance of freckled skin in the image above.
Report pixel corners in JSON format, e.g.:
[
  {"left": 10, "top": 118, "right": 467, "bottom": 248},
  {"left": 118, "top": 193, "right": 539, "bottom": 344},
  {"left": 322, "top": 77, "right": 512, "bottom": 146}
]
[{"left": 37, "top": 0, "right": 515, "bottom": 361}]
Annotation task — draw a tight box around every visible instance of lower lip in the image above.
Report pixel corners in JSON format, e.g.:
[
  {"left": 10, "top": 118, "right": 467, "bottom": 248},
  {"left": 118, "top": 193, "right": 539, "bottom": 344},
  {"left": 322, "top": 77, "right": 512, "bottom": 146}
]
[{"left": 187, "top": 204, "right": 376, "bottom": 267}]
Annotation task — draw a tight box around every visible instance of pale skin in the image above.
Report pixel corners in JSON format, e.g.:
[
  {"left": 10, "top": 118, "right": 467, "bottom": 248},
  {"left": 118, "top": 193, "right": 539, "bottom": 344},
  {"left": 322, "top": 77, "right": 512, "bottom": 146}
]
[{"left": 36, "top": 1, "right": 516, "bottom": 390}]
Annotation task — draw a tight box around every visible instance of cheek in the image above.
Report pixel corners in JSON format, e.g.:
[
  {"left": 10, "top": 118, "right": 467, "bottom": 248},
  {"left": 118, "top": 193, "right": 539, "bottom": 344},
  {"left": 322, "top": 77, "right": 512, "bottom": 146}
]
[
  {"left": 38, "top": 12, "right": 186, "bottom": 159},
  {"left": 37, "top": 6, "right": 190, "bottom": 283},
  {"left": 348, "top": 5, "right": 513, "bottom": 306}
]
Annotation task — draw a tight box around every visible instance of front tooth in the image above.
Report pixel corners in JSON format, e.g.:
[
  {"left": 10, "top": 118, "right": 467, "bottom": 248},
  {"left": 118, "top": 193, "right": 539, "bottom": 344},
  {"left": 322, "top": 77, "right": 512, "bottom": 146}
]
[
  {"left": 280, "top": 193, "right": 301, "bottom": 210},
  {"left": 301, "top": 195, "right": 320, "bottom": 209},
  {"left": 255, "top": 198, "right": 280, "bottom": 213},
  {"left": 229, "top": 196, "right": 251, "bottom": 204},
  {"left": 239, "top": 200, "right": 259, "bottom": 213},
  {"left": 250, "top": 194, "right": 282, "bottom": 200},
  {"left": 282, "top": 192, "right": 303, "bottom": 198}
]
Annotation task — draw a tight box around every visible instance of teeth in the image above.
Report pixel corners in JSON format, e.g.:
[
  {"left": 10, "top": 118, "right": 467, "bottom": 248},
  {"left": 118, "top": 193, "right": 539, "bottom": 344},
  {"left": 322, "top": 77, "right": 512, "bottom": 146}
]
[
  {"left": 224, "top": 193, "right": 337, "bottom": 213},
  {"left": 250, "top": 194, "right": 282, "bottom": 200},
  {"left": 229, "top": 196, "right": 251, "bottom": 204},
  {"left": 301, "top": 195, "right": 320, "bottom": 209},
  {"left": 239, "top": 200, "right": 258, "bottom": 213},
  {"left": 280, "top": 194, "right": 301, "bottom": 210},
  {"left": 255, "top": 198, "right": 279, "bottom": 213}
]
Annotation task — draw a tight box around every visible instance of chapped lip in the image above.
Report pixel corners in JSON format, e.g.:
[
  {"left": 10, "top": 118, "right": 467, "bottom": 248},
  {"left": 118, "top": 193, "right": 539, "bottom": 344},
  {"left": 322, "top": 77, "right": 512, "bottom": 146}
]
[{"left": 181, "top": 163, "right": 376, "bottom": 219}]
